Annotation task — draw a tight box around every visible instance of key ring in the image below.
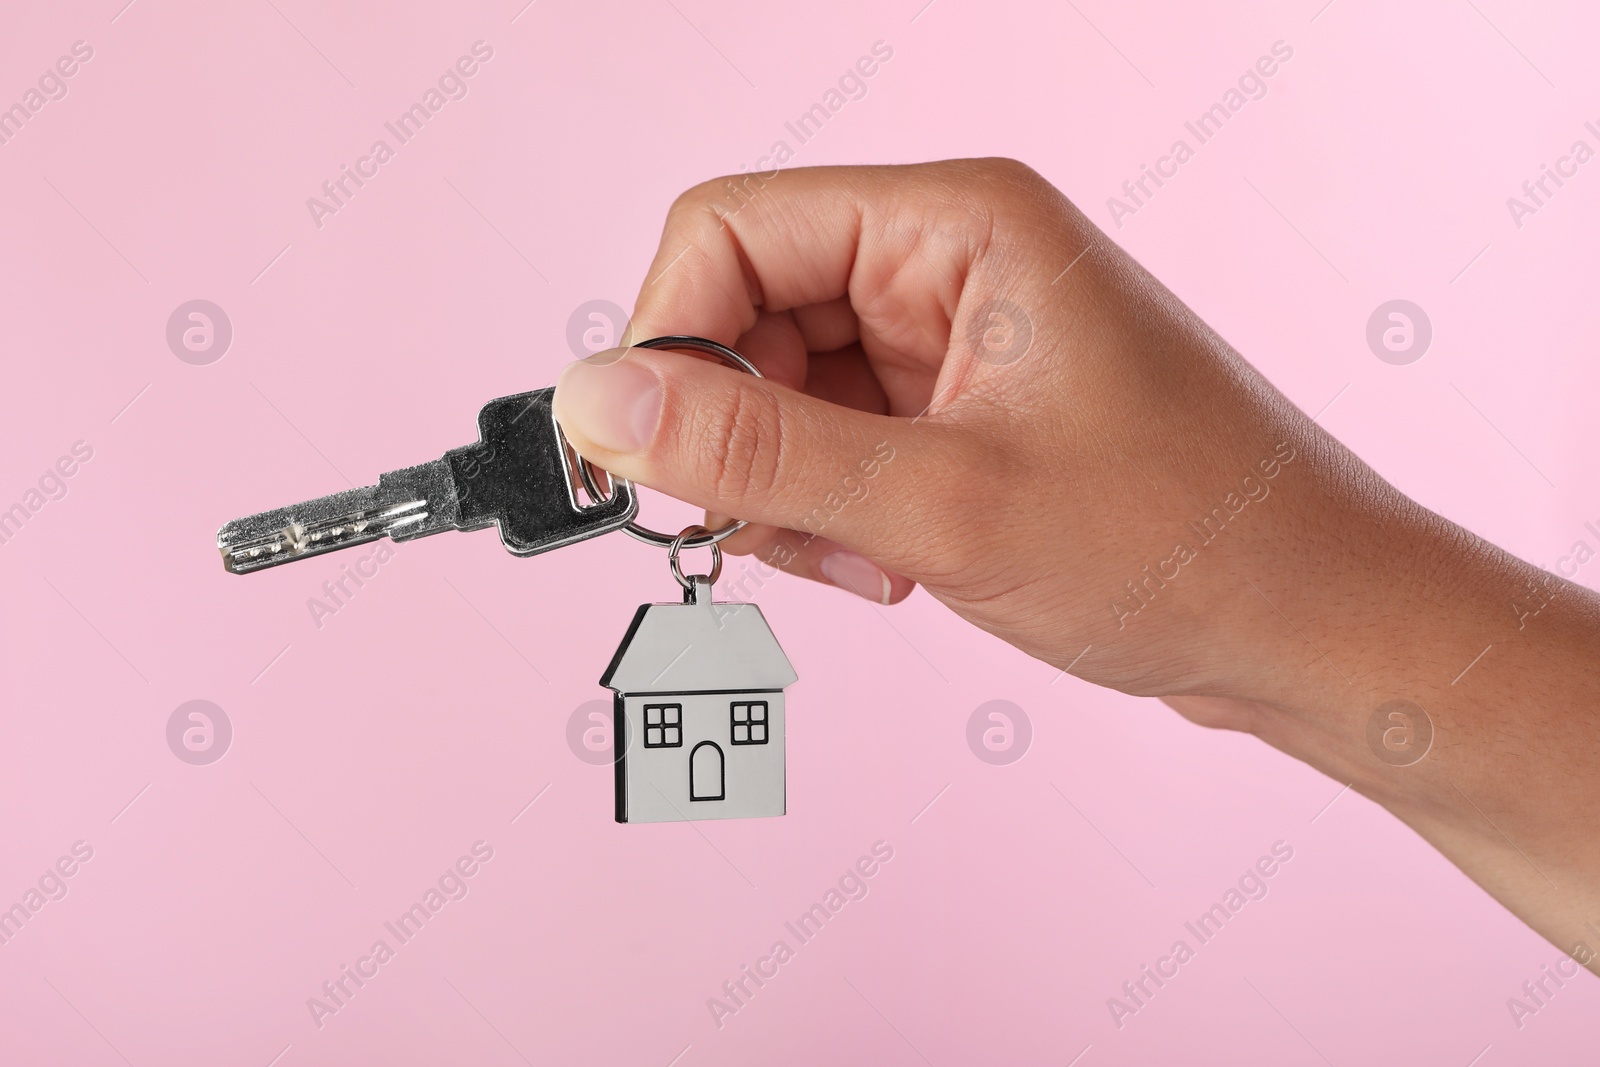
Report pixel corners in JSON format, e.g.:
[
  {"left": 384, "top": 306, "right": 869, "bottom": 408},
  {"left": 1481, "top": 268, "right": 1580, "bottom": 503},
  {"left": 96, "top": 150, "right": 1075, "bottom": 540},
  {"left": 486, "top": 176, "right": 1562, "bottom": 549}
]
[
  {"left": 667, "top": 524, "right": 723, "bottom": 591},
  {"left": 577, "top": 335, "right": 763, "bottom": 550}
]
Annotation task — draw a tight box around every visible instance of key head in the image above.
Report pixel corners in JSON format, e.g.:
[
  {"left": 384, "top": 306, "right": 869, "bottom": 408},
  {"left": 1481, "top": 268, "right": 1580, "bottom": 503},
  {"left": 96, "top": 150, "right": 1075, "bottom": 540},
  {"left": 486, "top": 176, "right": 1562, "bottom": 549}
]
[{"left": 444, "top": 388, "right": 636, "bottom": 555}]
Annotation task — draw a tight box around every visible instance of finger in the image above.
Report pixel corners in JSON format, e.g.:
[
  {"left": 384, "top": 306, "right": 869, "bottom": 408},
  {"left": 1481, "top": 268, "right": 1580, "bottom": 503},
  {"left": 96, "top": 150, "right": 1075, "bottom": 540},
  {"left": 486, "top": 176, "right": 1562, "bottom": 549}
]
[
  {"left": 790, "top": 297, "right": 859, "bottom": 353},
  {"left": 716, "top": 525, "right": 917, "bottom": 607},
  {"left": 627, "top": 163, "right": 999, "bottom": 383},
  {"left": 727, "top": 312, "right": 888, "bottom": 409},
  {"left": 728, "top": 311, "right": 808, "bottom": 391},
  {"left": 710, "top": 517, "right": 778, "bottom": 555},
  {"left": 554, "top": 345, "right": 964, "bottom": 576},
  {"left": 800, "top": 345, "right": 890, "bottom": 413}
]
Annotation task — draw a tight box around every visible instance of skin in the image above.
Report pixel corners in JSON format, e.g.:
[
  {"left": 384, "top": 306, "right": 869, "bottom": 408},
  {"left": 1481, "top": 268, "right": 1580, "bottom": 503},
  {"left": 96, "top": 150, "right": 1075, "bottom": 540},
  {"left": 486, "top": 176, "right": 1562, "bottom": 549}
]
[{"left": 552, "top": 158, "right": 1600, "bottom": 971}]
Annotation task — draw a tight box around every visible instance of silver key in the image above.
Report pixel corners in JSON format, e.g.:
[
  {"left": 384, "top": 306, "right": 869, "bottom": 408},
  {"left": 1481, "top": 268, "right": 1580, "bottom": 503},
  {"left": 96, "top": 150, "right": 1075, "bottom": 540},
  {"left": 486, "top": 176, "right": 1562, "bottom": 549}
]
[{"left": 217, "top": 388, "right": 635, "bottom": 574}]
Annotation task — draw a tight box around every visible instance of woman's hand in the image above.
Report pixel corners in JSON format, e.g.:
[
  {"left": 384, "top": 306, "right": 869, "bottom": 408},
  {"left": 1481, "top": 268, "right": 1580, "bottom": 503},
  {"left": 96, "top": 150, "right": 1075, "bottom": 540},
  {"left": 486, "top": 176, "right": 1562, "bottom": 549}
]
[
  {"left": 554, "top": 159, "right": 1338, "bottom": 702},
  {"left": 553, "top": 159, "right": 1600, "bottom": 970}
]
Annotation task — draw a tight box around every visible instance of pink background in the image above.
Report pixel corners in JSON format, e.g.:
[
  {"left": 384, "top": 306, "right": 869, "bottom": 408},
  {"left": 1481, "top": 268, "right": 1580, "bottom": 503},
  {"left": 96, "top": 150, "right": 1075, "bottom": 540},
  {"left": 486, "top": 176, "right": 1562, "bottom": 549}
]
[{"left": 3, "top": 0, "right": 1598, "bottom": 1063}]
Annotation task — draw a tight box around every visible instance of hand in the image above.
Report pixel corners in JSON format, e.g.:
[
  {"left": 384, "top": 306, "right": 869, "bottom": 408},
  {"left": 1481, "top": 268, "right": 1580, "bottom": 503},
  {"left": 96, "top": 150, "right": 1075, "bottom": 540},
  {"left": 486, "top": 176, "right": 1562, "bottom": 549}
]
[
  {"left": 555, "top": 158, "right": 1600, "bottom": 971},
  {"left": 555, "top": 159, "right": 1364, "bottom": 708}
]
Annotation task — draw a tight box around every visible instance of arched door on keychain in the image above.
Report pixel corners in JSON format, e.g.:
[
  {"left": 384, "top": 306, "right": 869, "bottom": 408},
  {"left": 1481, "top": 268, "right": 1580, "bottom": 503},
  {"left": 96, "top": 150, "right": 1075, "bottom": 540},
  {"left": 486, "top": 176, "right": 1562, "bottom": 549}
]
[{"left": 690, "top": 741, "right": 725, "bottom": 802}]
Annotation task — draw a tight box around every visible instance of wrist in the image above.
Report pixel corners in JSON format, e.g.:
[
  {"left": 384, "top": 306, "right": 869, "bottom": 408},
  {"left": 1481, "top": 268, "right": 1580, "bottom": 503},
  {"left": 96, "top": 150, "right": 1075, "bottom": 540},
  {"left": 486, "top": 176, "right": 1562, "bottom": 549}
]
[
  {"left": 1192, "top": 438, "right": 1491, "bottom": 767},
  {"left": 1233, "top": 482, "right": 1569, "bottom": 808}
]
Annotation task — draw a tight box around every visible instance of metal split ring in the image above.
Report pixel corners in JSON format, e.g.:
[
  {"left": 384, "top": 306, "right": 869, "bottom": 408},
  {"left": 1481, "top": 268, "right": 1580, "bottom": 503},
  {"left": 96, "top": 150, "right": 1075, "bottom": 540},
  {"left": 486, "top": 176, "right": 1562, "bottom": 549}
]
[
  {"left": 668, "top": 524, "right": 723, "bottom": 591},
  {"left": 576, "top": 335, "right": 763, "bottom": 550}
]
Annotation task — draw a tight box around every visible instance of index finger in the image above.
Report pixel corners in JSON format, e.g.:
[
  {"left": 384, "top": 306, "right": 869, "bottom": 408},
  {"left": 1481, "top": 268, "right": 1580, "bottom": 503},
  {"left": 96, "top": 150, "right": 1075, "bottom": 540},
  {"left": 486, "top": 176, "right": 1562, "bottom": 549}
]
[{"left": 625, "top": 161, "right": 1000, "bottom": 373}]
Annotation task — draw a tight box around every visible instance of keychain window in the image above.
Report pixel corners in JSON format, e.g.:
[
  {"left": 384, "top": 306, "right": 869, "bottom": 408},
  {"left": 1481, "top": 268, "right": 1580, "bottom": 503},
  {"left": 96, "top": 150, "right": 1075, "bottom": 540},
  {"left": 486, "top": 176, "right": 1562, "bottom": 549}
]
[
  {"left": 730, "top": 702, "right": 769, "bottom": 745},
  {"left": 644, "top": 704, "right": 683, "bottom": 748}
]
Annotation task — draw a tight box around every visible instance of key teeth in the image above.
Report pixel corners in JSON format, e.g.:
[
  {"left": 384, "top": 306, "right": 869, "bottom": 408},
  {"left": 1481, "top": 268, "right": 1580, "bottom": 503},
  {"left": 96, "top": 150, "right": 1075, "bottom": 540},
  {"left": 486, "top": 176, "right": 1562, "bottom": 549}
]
[
  {"left": 216, "top": 389, "right": 644, "bottom": 571},
  {"left": 217, "top": 500, "right": 430, "bottom": 574}
]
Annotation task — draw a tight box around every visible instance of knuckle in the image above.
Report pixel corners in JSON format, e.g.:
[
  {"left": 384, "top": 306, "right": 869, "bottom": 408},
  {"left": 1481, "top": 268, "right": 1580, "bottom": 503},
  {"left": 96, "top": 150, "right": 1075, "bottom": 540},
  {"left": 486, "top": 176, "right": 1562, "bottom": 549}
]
[
  {"left": 938, "top": 158, "right": 1064, "bottom": 241},
  {"left": 987, "top": 156, "right": 1047, "bottom": 186},
  {"left": 663, "top": 188, "right": 705, "bottom": 232},
  {"left": 666, "top": 178, "right": 717, "bottom": 218},
  {"left": 667, "top": 177, "right": 737, "bottom": 231},
  {"left": 930, "top": 157, "right": 1046, "bottom": 196},
  {"left": 695, "top": 383, "right": 786, "bottom": 507}
]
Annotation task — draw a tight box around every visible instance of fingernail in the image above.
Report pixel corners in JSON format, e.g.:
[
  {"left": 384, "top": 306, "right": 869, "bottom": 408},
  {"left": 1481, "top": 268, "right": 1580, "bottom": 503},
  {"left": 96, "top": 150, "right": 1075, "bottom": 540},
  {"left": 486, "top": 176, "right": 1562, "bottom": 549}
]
[
  {"left": 820, "top": 551, "right": 891, "bottom": 605},
  {"left": 555, "top": 350, "right": 661, "bottom": 454}
]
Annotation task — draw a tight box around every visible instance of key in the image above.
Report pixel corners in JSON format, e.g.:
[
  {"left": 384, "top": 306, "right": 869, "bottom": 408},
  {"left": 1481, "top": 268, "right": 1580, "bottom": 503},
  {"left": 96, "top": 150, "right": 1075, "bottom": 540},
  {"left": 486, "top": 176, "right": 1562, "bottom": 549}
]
[{"left": 217, "top": 388, "right": 635, "bottom": 574}]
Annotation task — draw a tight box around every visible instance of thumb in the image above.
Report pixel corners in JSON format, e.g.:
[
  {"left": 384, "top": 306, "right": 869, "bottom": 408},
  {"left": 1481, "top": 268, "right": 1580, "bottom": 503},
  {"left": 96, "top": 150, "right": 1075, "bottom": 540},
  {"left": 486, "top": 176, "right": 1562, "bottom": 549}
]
[{"left": 552, "top": 347, "right": 941, "bottom": 571}]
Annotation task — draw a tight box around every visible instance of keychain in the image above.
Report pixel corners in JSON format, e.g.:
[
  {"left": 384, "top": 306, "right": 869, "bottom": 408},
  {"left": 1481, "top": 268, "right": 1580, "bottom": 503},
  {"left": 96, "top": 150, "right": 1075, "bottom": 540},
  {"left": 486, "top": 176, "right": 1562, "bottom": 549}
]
[
  {"left": 601, "top": 525, "right": 796, "bottom": 822},
  {"left": 216, "top": 337, "right": 795, "bottom": 824}
]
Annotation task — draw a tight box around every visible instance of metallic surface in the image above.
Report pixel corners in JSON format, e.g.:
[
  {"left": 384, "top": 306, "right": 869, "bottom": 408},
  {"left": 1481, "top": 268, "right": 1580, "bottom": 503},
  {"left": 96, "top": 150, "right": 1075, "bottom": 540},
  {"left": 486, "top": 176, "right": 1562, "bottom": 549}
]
[
  {"left": 604, "top": 576, "right": 797, "bottom": 823},
  {"left": 576, "top": 335, "right": 762, "bottom": 550},
  {"left": 668, "top": 524, "right": 723, "bottom": 591},
  {"left": 218, "top": 388, "right": 636, "bottom": 573}
]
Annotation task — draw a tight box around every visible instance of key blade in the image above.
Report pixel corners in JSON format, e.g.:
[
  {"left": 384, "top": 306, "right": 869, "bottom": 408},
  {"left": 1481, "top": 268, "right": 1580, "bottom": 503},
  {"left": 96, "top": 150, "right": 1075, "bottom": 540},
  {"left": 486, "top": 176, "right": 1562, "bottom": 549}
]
[
  {"left": 216, "top": 389, "right": 635, "bottom": 573},
  {"left": 219, "top": 458, "right": 468, "bottom": 574},
  {"left": 217, "top": 486, "right": 431, "bottom": 574}
]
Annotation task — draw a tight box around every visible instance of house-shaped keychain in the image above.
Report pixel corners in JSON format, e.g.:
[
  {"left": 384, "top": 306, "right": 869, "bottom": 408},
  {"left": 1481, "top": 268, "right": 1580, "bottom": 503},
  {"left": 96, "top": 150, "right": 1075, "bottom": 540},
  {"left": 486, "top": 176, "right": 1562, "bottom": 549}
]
[{"left": 601, "top": 575, "right": 797, "bottom": 823}]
